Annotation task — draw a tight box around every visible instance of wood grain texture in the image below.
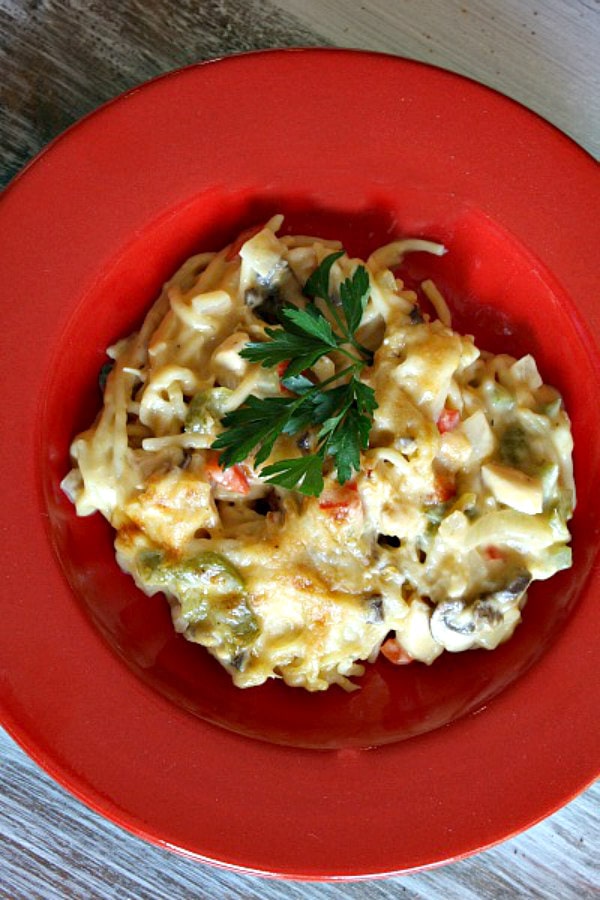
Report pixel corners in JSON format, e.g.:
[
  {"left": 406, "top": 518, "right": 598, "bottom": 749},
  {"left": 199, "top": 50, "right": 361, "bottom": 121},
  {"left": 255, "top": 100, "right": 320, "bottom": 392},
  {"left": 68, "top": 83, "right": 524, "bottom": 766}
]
[
  {"left": 0, "top": 0, "right": 328, "bottom": 186},
  {"left": 1, "top": 728, "right": 599, "bottom": 898},
  {"left": 277, "top": 0, "right": 600, "bottom": 159},
  {"left": 1, "top": 1, "right": 599, "bottom": 897}
]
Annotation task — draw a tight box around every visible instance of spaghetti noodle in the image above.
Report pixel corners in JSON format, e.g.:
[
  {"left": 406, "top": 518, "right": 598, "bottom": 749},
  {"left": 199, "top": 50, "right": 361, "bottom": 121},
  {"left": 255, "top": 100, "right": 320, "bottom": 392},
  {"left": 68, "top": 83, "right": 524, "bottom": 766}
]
[{"left": 62, "top": 216, "right": 575, "bottom": 691}]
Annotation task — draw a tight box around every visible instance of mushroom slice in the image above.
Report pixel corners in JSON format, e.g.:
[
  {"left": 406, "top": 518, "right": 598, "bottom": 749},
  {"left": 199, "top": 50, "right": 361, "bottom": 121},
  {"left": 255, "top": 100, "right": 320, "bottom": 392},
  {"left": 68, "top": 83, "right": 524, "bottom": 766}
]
[
  {"left": 430, "top": 571, "right": 531, "bottom": 653},
  {"left": 244, "top": 261, "right": 302, "bottom": 324},
  {"left": 491, "top": 572, "right": 532, "bottom": 608},
  {"left": 430, "top": 600, "right": 478, "bottom": 652}
]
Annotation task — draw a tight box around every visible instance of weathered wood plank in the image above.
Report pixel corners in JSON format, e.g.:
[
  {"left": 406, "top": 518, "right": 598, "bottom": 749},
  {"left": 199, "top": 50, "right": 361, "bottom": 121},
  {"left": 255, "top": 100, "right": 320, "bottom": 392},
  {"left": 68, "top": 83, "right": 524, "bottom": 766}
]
[
  {"left": 0, "top": 0, "right": 328, "bottom": 187},
  {"left": 1, "top": 1, "right": 598, "bottom": 897},
  {"left": 277, "top": 0, "right": 600, "bottom": 158},
  {"left": 1, "top": 728, "right": 598, "bottom": 898}
]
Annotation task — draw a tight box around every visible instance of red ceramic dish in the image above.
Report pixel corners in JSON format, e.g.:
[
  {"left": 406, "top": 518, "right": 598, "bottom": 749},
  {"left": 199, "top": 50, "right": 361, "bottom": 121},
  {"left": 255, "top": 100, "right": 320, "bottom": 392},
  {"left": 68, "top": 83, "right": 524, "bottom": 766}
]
[{"left": 1, "top": 49, "right": 599, "bottom": 879}]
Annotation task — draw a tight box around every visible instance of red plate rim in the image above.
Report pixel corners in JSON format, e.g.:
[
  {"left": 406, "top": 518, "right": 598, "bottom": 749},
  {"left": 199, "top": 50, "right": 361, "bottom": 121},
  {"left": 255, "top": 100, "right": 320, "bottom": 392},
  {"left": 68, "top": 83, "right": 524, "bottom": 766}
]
[{"left": 1, "top": 49, "right": 599, "bottom": 880}]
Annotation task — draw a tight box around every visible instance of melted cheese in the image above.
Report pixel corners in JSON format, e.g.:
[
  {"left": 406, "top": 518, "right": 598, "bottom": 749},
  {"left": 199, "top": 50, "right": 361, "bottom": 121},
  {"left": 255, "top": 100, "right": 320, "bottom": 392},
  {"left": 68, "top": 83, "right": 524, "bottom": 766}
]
[{"left": 62, "top": 217, "right": 575, "bottom": 691}]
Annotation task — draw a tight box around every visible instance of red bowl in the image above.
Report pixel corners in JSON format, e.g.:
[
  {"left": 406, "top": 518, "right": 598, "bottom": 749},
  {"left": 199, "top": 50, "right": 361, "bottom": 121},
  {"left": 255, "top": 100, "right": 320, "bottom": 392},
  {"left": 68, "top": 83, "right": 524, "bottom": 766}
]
[{"left": 1, "top": 49, "right": 599, "bottom": 879}]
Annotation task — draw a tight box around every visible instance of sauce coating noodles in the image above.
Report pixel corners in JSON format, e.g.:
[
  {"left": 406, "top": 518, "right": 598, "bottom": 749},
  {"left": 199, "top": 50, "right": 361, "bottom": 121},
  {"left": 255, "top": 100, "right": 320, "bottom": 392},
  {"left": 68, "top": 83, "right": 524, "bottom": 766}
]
[{"left": 62, "top": 217, "right": 575, "bottom": 691}]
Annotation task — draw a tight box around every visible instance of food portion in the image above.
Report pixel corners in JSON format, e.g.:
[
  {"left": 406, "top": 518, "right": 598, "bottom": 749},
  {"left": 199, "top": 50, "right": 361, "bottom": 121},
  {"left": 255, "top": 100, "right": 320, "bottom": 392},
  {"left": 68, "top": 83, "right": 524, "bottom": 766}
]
[{"left": 62, "top": 215, "right": 575, "bottom": 691}]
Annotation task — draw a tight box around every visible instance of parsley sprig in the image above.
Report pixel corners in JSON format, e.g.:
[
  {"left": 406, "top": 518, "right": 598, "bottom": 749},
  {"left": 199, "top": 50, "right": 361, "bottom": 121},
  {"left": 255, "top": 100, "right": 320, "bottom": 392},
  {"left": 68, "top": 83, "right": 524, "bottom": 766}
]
[{"left": 211, "top": 252, "right": 378, "bottom": 496}]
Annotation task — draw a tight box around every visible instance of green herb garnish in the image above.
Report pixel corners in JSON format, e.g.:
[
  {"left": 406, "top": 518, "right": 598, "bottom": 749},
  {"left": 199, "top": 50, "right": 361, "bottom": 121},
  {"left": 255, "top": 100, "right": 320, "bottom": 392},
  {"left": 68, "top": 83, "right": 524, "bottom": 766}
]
[{"left": 211, "top": 252, "right": 377, "bottom": 496}]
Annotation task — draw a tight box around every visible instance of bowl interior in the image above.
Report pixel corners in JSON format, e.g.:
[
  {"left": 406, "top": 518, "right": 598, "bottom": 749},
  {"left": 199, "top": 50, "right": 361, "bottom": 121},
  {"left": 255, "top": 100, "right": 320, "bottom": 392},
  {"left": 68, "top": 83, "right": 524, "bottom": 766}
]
[{"left": 40, "top": 187, "right": 600, "bottom": 749}]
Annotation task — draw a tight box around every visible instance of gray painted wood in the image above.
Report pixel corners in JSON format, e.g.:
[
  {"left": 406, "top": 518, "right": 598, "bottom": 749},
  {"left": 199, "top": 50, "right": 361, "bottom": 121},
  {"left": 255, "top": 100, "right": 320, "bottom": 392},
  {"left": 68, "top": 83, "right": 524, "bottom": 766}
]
[
  {"left": 1, "top": 728, "right": 599, "bottom": 897},
  {"left": 1, "top": 1, "right": 598, "bottom": 896},
  {"left": 278, "top": 0, "right": 600, "bottom": 159}
]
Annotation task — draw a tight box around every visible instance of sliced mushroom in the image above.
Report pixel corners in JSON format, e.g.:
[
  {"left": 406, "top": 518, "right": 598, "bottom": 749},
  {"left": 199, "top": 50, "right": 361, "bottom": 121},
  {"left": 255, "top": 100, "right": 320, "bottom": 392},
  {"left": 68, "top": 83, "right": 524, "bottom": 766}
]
[
  {"left": 230, "top": 650, "right": 248, "bottom": 672},
  {"left": 492, "top": 572, "right": 532, "bottom": 608},
  {"left": 244, "top": 285, "right": 281, "bottom": 324},
  {"left": 244, "top": 263, "right": 302, "bottom": 324},
  {"left": 393, "top": 598, "right": 444, "bottom": 664},
  {"left": 366, "top": 594, "right": 385, "bottom": 624},
  {"left": 409, "top": 304, "right": 424, "bottom": 324},
  {"left": 430, "top": 600, "right": 477, "bottom": 652},
  {"left": 430, "top": 571, "right": 531, "bottom": 652}
]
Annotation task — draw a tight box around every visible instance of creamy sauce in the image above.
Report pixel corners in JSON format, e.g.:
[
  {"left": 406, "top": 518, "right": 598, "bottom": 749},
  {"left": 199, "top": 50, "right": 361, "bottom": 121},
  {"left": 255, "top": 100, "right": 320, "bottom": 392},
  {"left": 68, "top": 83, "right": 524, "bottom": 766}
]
[{"left": 62, "top": 217, "right": 575, "bottom": 691}]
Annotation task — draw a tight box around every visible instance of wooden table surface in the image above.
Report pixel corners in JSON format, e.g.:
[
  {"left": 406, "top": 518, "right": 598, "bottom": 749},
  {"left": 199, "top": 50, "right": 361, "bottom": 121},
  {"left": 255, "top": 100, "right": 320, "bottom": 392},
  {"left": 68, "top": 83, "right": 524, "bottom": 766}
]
[{"left": 1, "top": 1, "right": 598, "bottom": 897}]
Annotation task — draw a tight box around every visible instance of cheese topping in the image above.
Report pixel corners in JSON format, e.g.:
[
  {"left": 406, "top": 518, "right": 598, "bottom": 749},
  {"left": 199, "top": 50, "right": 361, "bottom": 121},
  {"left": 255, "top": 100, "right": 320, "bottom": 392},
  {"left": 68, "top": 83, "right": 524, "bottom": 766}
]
[{"left": 62, "top": 216, "right": 575, "bottom": 691}]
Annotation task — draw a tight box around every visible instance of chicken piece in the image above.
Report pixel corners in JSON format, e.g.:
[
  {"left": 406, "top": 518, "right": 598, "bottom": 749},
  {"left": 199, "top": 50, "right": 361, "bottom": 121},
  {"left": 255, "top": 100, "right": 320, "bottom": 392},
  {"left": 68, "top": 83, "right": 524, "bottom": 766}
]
[{"left": 124, "top": 469, "right": 217, "bottom": 551}]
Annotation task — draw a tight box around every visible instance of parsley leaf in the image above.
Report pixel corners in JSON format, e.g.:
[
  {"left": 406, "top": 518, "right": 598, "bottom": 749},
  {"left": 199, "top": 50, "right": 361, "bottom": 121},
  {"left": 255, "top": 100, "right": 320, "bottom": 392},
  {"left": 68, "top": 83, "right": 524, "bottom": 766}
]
[
  {"left": 303, "top": 250, "right": 345, "bottom": 301},
  {"left": 211, "top": 396, "right": 295, "bottom": 468},
  {"left": 278, "top": 304, "right": 338, "bottom": 346},
  {"left": 280, "top": 372, "right": 314, "bottom": 394},
  {"left": 316, "top": 378, "right": 376, "bottom": 484},
  {"left": 241, "top": 328, "right": 336, "bottom": 378},
  {"left": 340, "top": 265, "right": 370, "bottom": 335},
  {"left": 211, "top": 249, "right": 378, "bottom": 495},
  {"left": 352, "top": 377, "right": 379, "bottom": 417},
  {"left": 324, "top": 415, "right": 363, "bottom": 485},
  {"left": 259, "top": 454, "right": 325, "bottom": 497}
]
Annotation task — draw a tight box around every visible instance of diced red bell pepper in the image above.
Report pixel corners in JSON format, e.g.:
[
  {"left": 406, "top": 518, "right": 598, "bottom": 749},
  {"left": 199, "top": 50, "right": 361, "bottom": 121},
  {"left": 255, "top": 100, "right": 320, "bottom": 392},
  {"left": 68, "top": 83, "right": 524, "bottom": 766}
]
[
  {"left": 380, "top": 638, "right": 413, "bottom": 665},
  {"left": 431, "top": 472, "right": 456, "bottom": 503},
  {"left": 484, "top": 545, "right": 505, "bottom": 561},
  {"left": 204, "top": 452, "right": 250, "bottom": 494},
  {"left": 277, "top": 361, "right": 293, "bottom": 394},
  {"left": 437, "top": 407, "right": 460, "bottom": 433},
  {"left": 319, "top": 481, "right": 360, "bottom": 519},
  {"left": 278, "top": 360, "right": 314, "bottom": 393}
]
